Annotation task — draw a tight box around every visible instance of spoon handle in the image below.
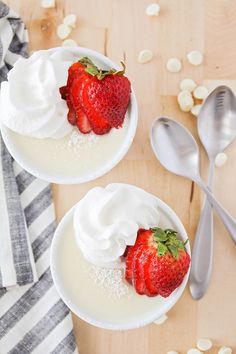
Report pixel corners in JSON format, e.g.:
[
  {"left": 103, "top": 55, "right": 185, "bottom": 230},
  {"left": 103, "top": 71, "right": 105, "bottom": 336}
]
[
  {"left": 197, "top": 179, "right": 236, "bottom": 244},
  {"left": 190, "top": 160, "right": 215, "bottom": 300}
]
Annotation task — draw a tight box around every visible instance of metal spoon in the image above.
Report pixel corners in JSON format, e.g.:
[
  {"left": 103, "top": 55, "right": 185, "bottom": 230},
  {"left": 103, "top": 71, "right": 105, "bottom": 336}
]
[
  {"left": 190, "top": 86, "right": 236, "bottom": 300},
  {"left": 150, "top": 117, "right": 236, "bottom": 245}
]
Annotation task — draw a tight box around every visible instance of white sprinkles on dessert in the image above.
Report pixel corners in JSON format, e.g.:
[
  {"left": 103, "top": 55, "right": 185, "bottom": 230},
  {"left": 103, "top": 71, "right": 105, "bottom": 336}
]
[
  {"left": 83, "top": 263, "right": 130, "bottom": 299},
  {"left": 54, "top": 129, "right": 99, "bottom": 155}
]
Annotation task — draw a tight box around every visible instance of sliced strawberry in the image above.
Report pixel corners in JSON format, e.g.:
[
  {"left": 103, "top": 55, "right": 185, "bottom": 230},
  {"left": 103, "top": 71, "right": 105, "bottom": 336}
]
[
  {"left": 67, "top": 62, "right": 85, "bottom": 88},
  {"left": 81, "top": 80, "right": 111, "bottom": 135},
  {"left": 135, "top": 229, "right": 152, "bottom": 246},
  {"left": 60, "top": 57, "right": 130, "bottom": 135},
  {"left": 76, "top": 109, "right": 92, "bottom": 134},
  {"left": 132, "top": 246, "right": 146, "bottom": 295},
  {"left": 59, "top": 85, "right": 67, "bottom": 100},
  {"left": 125, "top": 246, "right": 136, "bottom": 284},
  {"left": 88, "top": 115, "right": 111, "bottom": 135},
  {"left": 67, "top": 107, "right": 77, "bottom": 125},
  {"left": 70, "top": 73, "right": 90, "bottom": 110},
  {"left": 145, "top": 254, "right": 159, "bottom": 296},
  {"left": 80, "top": 75, "right": 130, "bottom": 129},
  {"left": 124, "top": 227, "right": 190, "bottom": 298}
]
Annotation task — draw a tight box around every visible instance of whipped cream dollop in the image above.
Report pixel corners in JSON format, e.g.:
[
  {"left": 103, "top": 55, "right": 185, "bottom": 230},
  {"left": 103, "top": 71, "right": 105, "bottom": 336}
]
[
  {"left": 0, "top": 49, "right": 74, "bottom": 139},
  {"left": 73, "top": 184, "right": 160, "bottom": 268}
]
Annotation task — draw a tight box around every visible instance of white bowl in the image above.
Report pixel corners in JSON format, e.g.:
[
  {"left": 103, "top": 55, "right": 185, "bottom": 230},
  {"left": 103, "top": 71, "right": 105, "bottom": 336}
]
[
  {"left": 1, "top": 47, "right": 138, "bottom": 184},
  {"left": 50, "top": 184, "right": 191, "bottom": 330}
]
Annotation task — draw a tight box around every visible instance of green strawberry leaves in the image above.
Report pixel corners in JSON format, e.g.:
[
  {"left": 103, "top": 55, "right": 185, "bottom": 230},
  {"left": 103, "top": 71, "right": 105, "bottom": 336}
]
[
  {"left": 152, "top": 227, "right": 188, "bottom": 260},
  {"left": 152, "top": 227, "right": 168, "bottom": 242},
  {"left": 78, "top": 57, "right": 126, "bottom": 80},
  {"left": 156, "top": 242, "right": 168, "bottom": 257}
]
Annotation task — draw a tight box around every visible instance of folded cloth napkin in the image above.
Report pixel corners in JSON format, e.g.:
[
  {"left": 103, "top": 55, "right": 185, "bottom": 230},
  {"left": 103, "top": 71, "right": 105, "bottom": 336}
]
[{"left": 0, "top": 2, "right": 78, "bottom": 353}]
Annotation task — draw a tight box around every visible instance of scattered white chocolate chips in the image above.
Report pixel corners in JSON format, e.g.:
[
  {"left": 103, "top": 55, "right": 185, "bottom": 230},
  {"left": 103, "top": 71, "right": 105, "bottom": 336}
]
[
  {"left": 41, "top": 0, "right": 55, "bottom": 8},
  {"left": 138, "top": 49, "right": 153, "bottom": 64},
  {"left": 62, "top": 38, "right": 78, "bottom": 47},
  {"left": 218, "top": 347, "right": 233, "bottom": 354},
  {"left": 177, "top": 90, "right": 192, "bottom": 104},
  {"left": 196, "top": 338, "right": 213, "bottom": 351},
  {"left": 187, "top": 50, "right": 203, "bottom": 66},
  {"left": 166, "top": 58, "right": 182, "bottom": 73},
  {"left": 57, "top": 23, "right": 71, "bottom": 39},
  {"left": 191, "top": 104, "right": 202, "bottom": 116},
  {"left": 63, "top": 14, "right": 77, "bottom": 28},
  {"left": 177, "top": 90, "right": 194, "bottom": 112},
  {"left": 168, "top": 341, "right": 232, "bottom": 354},
  {"left": 177, "top": 84, "right": 207, "bottom": 115},
  {"left": 180, "top": 78, "right": 197, "bottom": 92},
  {"left": 179, "top": 95, "right": 194, "bottom": 112},
  {"left": 146, "top": 3, "right": 161, "bottom": 16},
  {"left": 153, "top": 313, "right": 168, "bottom": 325},
  {"left": 215, "top": 152, "right": 228, "bottom": 167},
  {"left": 187, "top": 349, "right": 203, "bottom": 354},
  {"left": 193, "top": 86, "right": 208, "bottom": 100}
]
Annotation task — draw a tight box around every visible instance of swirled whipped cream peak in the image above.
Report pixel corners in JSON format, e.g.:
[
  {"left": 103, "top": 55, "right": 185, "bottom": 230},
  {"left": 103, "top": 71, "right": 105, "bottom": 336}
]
[
  {"left": 0, "top": 49, "right": 75, "bottom": 139},
  {"left": 73, "top": 184, "right": 160, "bottom": 268}
]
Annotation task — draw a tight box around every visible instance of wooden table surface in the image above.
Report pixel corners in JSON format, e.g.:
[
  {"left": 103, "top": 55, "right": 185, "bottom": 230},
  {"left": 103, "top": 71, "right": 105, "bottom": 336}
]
[{"left": 5, "top": 0, "right": 236, "bottom": 353}]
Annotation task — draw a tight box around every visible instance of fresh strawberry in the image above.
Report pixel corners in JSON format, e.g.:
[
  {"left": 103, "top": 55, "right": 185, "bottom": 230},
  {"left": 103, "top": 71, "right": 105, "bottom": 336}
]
[
  {"left": 81, "top": 74, "right": 130, "bottom": 130},
  {"left": 59, "top": 56, "right": 131, "bottom": 135},
  {"left": 76, "top": 108, "right": 92, "bottom": 134},
  {"left": 67, "top": 62, "right": 85, "bottom": 88},
  {"left": 67, "top": 106, "right": 77, "bottom": 125},
  {"left": 144, "top": 253, "right": 159, "bottom": 296},
  {"left": 59, "top": 85, "right": 67, "bottom": 100},
  {"left": 125, "top": 244, "right": 136, "bottom": 284},
  {"left": 133, "top": 246, "right": 148, "bottom": 295},
  {"left": 125, "top": 228, "right": 190, "bottom": 298}
]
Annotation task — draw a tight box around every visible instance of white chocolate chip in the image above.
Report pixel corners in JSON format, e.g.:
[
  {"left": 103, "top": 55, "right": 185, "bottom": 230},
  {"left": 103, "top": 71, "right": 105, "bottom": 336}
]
[
  {"left": 138, "top": 49, "right": 153, "bottom": 64},
  {"left": 193, "top": 86, "right": 208, "bottom": 100},
  {"left": 167, "top": 352, "right": 179, "bottom": 354},
  {"left": 187, "top": 50, "right": 203, "bottom": 66},
  {"left": 41, "top": 0, "right": 55, "bottom": 8},
  {"left": 166, "top": 58, "right": 182, "bottom": 73},
  {"left": 63, "top": 14, "right": 77, "bottom": 28},
  {"left": 179, "top": 95, "right": 194, "bottom": 112},
  {"left": 177, "top": 90, "right": 192, "bottom": 104},
  {"left": 218, "top": 347, "right": 232, "bottom": 354},
  {"left": 153, "top": 313, "right": 168, "bottom": 324},
  {"left": 196, "top": 339, "right": 213, "bottom": 351},
  {"left": 62, "top": 38, "right": 78, "bottom": 47},
  {"left": 215, "top": 152, "right": 228, "bottom": 167},
  {"left": 187, "top": 349, "right": 203, "bottom": 354},
  {"left": 57, "top": 23, "right": 71, "bottom": 39},
  {"left": 191, "top": 104, "right": 202, "bottom": 116},
  {"left": 180, "top": 79, "right": 197, "bottom": 92},
  {"left": 146, "top": 3, "right": 160, "bottom": 16}
]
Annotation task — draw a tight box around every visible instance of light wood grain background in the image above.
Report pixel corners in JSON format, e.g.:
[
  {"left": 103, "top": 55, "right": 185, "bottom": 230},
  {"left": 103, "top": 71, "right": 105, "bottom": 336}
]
[{"left": 5, "top": 1, "right": 236, "bottom": 353}]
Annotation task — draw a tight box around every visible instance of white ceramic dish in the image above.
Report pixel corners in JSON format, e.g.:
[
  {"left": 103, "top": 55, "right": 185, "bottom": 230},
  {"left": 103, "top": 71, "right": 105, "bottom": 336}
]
[
  {"left": 1, "top": 47, "right": 138, "bottom": 184},
  {"left": 50, "top": 184, "right": 191, "bottom": 330}
]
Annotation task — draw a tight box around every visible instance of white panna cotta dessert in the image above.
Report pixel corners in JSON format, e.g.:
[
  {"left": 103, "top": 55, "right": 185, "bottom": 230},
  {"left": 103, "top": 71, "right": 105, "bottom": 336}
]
[
  {"left": 0, "top": 47, "right": 137, "bottom": 184},
  {"left": 51, "top": 184, "right": 191, "bottom": 330}
]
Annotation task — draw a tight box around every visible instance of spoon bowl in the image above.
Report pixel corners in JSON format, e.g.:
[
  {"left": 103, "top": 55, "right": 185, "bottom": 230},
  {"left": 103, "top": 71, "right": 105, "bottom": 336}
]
[
  {"left": 198, "top": 85, "right": 236, "bottom": 159},
  {"left": 150, "top": 117, "right": 200, "bottom": 181}
]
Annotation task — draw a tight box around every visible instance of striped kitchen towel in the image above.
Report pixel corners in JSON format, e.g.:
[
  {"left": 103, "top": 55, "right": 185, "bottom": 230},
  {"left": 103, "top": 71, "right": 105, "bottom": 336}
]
[{"left": 0, "top": 2, "right": 78, "bottom": 353}]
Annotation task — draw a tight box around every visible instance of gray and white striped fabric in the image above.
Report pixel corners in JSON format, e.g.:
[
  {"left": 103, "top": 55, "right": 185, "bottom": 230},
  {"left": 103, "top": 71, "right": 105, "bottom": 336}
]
[{"left": 0, "top": 2, "right": 78, "bottom": 353}]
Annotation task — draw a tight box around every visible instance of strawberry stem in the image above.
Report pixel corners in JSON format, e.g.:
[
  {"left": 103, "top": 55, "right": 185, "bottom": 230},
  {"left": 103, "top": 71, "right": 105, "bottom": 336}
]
[
  {"left": 151, "top": 227, "right": 188, "bottom": 260},
  {"left": 78, "top": 56, "right": 126, "bottom": 80}
]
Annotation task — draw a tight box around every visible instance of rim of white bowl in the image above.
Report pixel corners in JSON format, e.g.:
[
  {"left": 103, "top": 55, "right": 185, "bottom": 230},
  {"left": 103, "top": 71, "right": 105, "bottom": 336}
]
[
  {"left": 50, "top": 184, "right": 191, "bottom": 331},
  {"left": 0, "top": 46, "right": 138, "bottom": 185}
]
